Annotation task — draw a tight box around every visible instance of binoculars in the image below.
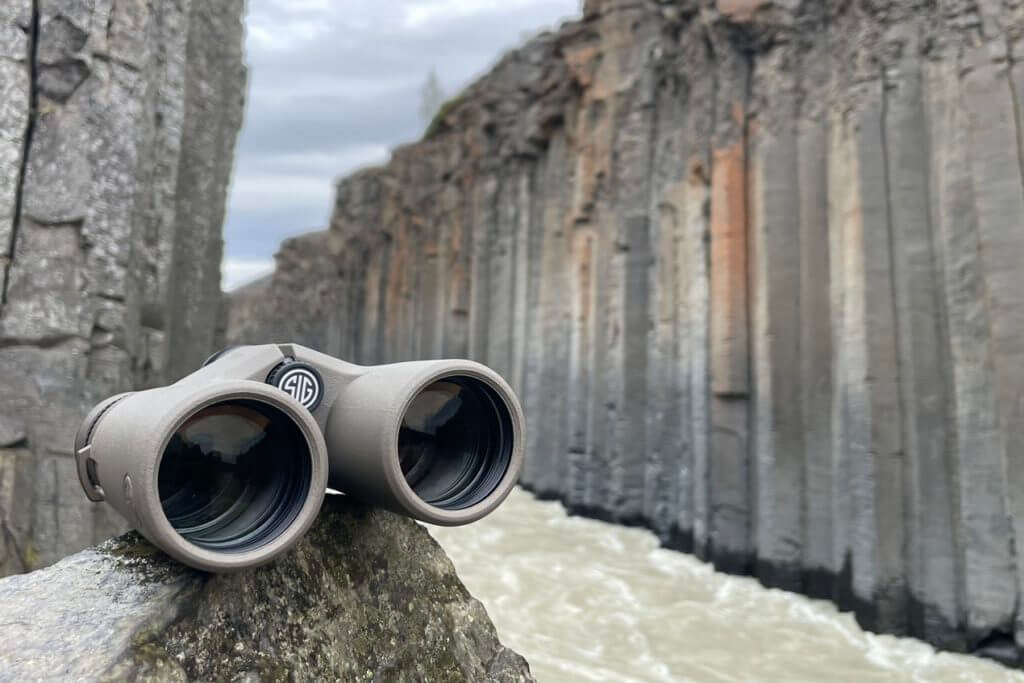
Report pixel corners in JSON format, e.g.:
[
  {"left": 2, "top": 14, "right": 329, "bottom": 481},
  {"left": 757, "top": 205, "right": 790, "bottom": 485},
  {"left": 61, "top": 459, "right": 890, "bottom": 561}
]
[{"left": 74, "top": 344, "right": 525, "bottom": 572}]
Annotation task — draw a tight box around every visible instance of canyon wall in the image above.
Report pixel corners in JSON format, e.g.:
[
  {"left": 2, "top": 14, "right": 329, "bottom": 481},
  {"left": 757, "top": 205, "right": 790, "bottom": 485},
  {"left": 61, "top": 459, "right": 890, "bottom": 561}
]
[
  {"left": 228, "top": 0, "right": 1024, "bottom": 663},
  {"left": 0, "top": 0, "right": 244, "bottom": 576}
]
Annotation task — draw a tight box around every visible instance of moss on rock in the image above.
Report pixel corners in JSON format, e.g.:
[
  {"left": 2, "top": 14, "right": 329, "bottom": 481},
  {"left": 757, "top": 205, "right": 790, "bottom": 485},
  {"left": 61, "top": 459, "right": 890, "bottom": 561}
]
[{"left": 0, "top": 495, "right": 533, "bottom": 682}]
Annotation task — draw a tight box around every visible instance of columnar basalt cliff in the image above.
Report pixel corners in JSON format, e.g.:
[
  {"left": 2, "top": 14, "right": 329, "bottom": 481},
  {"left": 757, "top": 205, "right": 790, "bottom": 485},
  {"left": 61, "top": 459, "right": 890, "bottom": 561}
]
[
  {"left": 0, "top": 0, "right": 245, "bottom": 576},
  {"left": 229, "top": 0, "right": 1024, "bottom": 663}
]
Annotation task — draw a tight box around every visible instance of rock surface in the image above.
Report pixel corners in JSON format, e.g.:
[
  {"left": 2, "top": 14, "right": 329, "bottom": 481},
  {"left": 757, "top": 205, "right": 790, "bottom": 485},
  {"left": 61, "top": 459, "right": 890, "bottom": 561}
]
[
  {"left": 0, "top": 494, "right": 533, "bottom": 682},
  {"left": 228, "top": 0, "right": 1024, "bottom": 663},
  {"left": 0, "top": 0, "right": 245, "bottom": 576}
]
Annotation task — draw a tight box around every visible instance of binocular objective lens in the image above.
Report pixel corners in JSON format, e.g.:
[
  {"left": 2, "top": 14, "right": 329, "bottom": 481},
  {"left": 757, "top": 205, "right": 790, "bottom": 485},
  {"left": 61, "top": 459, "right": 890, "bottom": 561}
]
[
  {"left": 158, "top": 399, "right": 312, "bottom": 552},
  {"left": 398, "top": 377, "right": 514, "bottom": 510}
]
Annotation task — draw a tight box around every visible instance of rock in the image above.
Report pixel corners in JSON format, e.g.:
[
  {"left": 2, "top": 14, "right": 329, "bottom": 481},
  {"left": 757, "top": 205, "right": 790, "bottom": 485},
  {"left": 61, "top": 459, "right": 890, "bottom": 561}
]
[
  {"left": 226, "top": 0, "right": 1024, "bottom": 663},
  {"left": 0, "top": 494, "right": 534, "bottom": 682},
  {"left": 0, "top": 0, "right": 245, "bottom": 576}
]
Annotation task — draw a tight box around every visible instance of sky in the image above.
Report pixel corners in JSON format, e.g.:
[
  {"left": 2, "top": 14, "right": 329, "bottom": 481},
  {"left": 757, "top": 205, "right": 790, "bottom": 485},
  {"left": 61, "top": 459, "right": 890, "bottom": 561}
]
[{"left": 221, "top": 0, "right": 583, "bottom": 290}]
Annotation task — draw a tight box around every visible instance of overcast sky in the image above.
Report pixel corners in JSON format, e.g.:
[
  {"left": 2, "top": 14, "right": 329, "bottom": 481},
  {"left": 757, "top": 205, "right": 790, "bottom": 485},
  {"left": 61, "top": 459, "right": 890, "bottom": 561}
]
[{"left": 221, "top": 0, "right": 582, "bottom": 290}]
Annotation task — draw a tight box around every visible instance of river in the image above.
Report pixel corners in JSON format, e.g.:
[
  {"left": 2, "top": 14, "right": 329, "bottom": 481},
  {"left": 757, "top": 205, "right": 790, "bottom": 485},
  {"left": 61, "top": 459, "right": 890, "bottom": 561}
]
[{"left": 429, "top": 489, "right": 1022, "bottom": 683}]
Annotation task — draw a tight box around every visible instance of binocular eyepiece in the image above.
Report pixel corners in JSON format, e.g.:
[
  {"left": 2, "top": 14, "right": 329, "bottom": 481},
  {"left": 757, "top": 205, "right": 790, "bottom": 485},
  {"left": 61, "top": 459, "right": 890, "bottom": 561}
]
[{"left": 74, "top": 344, "right": 525, "bottom": 572}]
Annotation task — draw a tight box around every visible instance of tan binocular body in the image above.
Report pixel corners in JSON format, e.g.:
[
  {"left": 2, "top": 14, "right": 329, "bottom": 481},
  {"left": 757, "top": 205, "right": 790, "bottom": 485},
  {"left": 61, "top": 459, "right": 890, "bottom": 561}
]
[{"left": 74, "top": 343, "right": 525, "bottom": 572}]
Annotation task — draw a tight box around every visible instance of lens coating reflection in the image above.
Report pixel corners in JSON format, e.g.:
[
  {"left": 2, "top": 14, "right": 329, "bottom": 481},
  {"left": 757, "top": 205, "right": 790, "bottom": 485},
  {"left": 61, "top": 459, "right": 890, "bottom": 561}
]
[
  {"left": 158, "top": 400, "right": 311, "bottom": 552},
  {"left": 398, "top": 377, "right": 513, "bottom": 510}
]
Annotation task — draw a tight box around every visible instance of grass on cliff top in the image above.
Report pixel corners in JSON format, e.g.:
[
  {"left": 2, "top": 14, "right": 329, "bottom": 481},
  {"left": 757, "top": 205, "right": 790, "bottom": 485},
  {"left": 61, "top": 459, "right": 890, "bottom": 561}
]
[{"left": 423, "top": 92, "right": 469, "bottom": 140}]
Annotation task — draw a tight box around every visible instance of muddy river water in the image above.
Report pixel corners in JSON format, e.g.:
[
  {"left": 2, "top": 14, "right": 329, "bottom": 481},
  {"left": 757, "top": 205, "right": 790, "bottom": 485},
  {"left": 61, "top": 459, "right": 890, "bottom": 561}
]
[{"left": 429, "top": 489, "right": 1021, "bottom": 683}]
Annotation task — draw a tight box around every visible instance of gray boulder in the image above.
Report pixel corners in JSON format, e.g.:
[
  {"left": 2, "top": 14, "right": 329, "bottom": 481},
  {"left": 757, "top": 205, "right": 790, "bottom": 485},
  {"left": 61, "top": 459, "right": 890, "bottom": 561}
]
[{"left": 0, "top": 495, "right": 533, "bottom": 682}]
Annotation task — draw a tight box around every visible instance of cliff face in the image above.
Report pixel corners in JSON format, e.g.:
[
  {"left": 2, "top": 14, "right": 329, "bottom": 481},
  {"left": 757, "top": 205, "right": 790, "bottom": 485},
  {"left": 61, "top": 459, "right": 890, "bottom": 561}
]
[
  {"left": 0, "top": 0, "right": 244, "bottom": 576},
  {"left": 229, "top": 0, "right": 1024, "bottom": 662},
  {"left": 0, "top": 494, "right": 534, "bottom": 682}
]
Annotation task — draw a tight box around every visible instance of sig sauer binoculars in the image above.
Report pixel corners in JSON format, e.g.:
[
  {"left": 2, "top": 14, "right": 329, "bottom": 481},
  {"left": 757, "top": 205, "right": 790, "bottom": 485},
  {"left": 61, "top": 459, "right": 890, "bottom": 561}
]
[{"left": 74, "top": 344, "right": 525, "bottom": 572}]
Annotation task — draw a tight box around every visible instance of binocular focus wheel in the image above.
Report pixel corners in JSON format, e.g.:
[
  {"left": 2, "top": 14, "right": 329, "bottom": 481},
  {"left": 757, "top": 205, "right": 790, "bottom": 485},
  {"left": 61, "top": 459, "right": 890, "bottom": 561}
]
[{"left": 266, "top": 360, "right": 325, "bottom": 412}]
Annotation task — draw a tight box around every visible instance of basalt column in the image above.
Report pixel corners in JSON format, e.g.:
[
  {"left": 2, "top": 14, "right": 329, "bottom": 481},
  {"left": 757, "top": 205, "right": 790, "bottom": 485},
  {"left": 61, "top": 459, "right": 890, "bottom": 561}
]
[{"left": 0, "top": 0, "right": 245, "bottom": 577}]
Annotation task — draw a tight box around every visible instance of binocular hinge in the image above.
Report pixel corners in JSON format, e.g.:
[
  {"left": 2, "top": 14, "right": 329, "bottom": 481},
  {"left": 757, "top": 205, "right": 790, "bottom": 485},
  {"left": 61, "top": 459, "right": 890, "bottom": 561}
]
[{"left": 75, "top": 445, "right": 105, "bottom": 502}]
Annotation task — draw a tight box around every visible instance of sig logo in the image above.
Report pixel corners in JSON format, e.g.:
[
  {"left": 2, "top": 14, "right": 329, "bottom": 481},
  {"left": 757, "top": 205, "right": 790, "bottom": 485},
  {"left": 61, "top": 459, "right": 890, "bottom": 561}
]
[{"left": 269, "top": 362, "right": 324, "bottom": 411}]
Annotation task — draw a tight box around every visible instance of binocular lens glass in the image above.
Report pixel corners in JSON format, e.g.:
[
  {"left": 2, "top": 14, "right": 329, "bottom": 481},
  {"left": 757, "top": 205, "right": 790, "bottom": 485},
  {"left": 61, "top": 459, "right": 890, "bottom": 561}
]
[
  {"left": 398, "top": 376, "right": 513, "bottom": 510},
  {"left": 158, "top": 399, "right": 312, "bottom": 552}
]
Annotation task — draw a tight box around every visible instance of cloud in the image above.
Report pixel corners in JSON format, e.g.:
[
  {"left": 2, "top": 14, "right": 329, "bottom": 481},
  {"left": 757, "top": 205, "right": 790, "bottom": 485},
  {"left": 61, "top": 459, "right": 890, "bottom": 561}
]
[
  {"left": 230, "top": 145, "right": 389, "bottom": 212},
  {"left": 224, "top": 0, "right": 582, "bottom": 265},
  {"left": 230, "top": 174, "right": 332, "bottom": 213},
  {"left": 237, "top": 89, "right": 419, "bottom": 157},
  {"left": 222, "top": 258, "right": 276, "bottom": 291},
  {"left": 223, "top": 207, "right": 326, "bottom": 268},
  {"left": 401, "top": 0, "right": 562, "bottom": 30}
]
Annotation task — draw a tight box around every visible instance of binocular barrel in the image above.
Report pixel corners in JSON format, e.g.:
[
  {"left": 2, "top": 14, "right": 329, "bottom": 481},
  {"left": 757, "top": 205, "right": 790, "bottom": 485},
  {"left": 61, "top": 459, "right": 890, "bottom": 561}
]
[{"left": 74, "top": 344, "right": 525, "bottom": 572}]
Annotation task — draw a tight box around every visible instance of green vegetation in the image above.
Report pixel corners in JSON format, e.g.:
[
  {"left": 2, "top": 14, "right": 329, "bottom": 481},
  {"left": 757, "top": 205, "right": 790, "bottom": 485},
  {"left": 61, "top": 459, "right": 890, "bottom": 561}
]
[{"left": 424, "top": 93, "right": 468, "bottom": 140}]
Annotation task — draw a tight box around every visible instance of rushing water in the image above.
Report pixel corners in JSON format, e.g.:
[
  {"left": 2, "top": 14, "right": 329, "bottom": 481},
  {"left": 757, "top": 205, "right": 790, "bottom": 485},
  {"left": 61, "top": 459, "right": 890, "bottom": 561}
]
[{"left": 429, "top": 489, "right": 1023, "bottom": 683}]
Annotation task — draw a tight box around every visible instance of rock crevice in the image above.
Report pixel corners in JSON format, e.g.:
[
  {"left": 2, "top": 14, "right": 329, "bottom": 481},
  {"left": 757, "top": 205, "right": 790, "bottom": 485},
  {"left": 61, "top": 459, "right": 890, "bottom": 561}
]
[{"left": 1, "top": 0, "right": 37, "bottom": 309}]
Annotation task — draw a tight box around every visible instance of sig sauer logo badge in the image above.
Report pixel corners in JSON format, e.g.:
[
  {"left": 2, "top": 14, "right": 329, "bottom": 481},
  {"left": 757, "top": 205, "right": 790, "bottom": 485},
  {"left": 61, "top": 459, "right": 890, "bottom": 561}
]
[{"left": 272, "top": 363, "right": 324, "bottom": 411}]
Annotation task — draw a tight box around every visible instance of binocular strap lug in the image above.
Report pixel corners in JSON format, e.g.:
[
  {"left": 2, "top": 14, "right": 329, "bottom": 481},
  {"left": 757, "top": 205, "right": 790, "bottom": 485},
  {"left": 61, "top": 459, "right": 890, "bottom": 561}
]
[{"left": 75, "top": 444, "right": 106, "bottom": 502}]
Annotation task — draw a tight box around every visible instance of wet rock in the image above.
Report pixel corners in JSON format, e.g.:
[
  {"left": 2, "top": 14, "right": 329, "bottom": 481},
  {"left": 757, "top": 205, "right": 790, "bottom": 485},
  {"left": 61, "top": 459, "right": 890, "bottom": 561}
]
[{"left": 0, "top": 495, "right": 533, "bottom": 682}]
